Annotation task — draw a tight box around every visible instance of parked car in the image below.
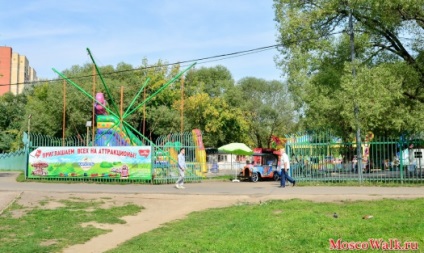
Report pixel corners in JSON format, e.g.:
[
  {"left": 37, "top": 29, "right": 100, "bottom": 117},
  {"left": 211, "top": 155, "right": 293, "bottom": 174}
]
[{"left": 238, "top": 150, "right": 280, "bottom": 182}]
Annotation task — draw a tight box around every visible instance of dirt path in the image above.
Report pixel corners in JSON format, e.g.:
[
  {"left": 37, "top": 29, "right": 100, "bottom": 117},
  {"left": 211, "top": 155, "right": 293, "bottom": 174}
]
[{"left": 62, "top": 193, "right": 253, "bottom": 253}]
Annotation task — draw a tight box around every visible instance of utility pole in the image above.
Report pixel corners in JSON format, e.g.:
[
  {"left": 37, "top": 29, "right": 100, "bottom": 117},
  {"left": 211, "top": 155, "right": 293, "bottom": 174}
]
[
  {"left": 28, "top": 114, "right": 32, "bottom": 149},
  {"left": 62, "top": 79, "right": 66, "bottom": 146},
  {"left": 26, "top": 114, "right": 32, "bottom": 179},
  {"left": 92, "top": 64, "right": 96, "bottom": 145},
  {"left": 349, "top": 7, "right": 363, "bottom": 182},
  {"left": 180, "top": 76, "right": 185, "bottom": 135},
  {"left": 143, "top": 88, "right": 146, "bottom": 137}
]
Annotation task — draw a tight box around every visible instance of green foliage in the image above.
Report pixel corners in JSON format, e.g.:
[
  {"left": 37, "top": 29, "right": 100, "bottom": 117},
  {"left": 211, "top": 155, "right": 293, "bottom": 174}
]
[
  {"left": 182, "top": 92, "right": 250, "bottom": 147},
  {"left": 237, "top": 77, "right": 295, "bottom": 147},
  {"left": 0, "top": 93, "right": 27, "bottom": 151},
  {"left": 274, "top": 0, "right": 424, "bottom": 137},
  {"left": 185, "top": 65, "right": 234, "bottom": 98},
  {"left": 180, "top": 65, "right": 259, "bottom": 147},
  {"left": 145, "top": 105, "right": 180, "bottom": 136}
]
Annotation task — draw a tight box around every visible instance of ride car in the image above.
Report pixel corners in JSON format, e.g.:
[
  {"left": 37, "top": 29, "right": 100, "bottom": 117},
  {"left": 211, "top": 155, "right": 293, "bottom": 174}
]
[{"left": 238, "top": 149, "right": 280, "bottom": 182}]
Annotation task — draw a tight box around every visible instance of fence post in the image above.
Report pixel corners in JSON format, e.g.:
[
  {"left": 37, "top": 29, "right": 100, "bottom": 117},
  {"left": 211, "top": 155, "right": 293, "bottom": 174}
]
[{"left": 399, "top": 139, "right": 404, "bottom": 184}]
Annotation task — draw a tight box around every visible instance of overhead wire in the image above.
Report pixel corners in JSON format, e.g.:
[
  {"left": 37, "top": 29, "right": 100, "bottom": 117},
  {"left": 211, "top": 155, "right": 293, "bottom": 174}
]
[
  {"left": 0, "top": 44, "right": 282, "bottom": 87},
  {"left": 2, "top": 30, "right": 419, "bottom": 88}
]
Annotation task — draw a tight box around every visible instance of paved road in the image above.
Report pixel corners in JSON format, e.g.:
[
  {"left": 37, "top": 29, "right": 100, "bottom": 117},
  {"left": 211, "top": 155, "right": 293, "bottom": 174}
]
[{"left": 1, "top": 172, "right": 424, "bottom": 211}]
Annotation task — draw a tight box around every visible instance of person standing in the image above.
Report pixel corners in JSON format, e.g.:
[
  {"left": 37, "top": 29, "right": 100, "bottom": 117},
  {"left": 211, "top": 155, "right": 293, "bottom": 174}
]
[
  {"left": 175, "top": 148, "right": 187, "bottom": 189},
  {"left": 279, "top": 148, "right": 296, "bottom": 188}
]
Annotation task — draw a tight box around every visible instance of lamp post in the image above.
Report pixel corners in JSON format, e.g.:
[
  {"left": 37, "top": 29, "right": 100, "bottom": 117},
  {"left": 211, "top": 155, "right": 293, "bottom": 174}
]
[{"left": 86, "top": 121, "right": 92, "bottom": 146}]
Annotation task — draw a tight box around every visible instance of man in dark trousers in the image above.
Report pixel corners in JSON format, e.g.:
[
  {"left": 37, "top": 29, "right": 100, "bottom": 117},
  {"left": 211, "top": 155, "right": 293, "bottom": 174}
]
[{"left": 279, "top": 148, "right": 296, "bottom": 187}]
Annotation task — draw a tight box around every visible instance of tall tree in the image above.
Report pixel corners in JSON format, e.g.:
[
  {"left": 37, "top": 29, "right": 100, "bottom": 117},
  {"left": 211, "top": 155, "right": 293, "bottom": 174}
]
[
  {"left": 237, "top": 77, "right": 295, "bottom": 147},
  {"left": 184, "top": 65, "right": 234, "bottom": 98},
  {"left": 0, "top": 92, "right": 27, "bottom": 151},
  {"left": 136, "top": 59, "right": 181, "bottom": 140},
  {"left": 182, "top": 66, "right": 251, "bottom": 146},
  {"left": 181, "top": 92, "right": 250, "bottom": 147},
  {"left": 274, "top": 0, "right": 424, "bottom": 138}
]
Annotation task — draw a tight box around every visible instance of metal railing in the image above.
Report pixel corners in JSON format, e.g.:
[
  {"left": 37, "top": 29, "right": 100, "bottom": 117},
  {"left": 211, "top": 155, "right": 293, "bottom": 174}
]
[
  {"left": 153, "top": 131, "right": 204, "bottom": 183},
  {"left": 4, "top": 131, "right": 423, "bottom": 184},
  {"left": 286, "top": 133, "right": 424, "bottom": 184},
  {"left": 9, "top": 131, "right": 205, "bottom": 183}
]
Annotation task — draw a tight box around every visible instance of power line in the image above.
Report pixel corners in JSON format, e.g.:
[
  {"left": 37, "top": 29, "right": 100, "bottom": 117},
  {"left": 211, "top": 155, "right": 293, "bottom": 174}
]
[{"left": 0, "top": 44, "right": 281, "bottom": 87}]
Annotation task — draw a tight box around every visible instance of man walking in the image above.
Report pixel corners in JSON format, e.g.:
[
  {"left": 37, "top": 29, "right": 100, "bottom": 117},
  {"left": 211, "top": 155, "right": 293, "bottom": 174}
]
[
  {"left": 175, "top": 148, "right": 187, "bottom": 189},
  {"left": 279, "top": 148, "right": 296, "bottom": 188}
]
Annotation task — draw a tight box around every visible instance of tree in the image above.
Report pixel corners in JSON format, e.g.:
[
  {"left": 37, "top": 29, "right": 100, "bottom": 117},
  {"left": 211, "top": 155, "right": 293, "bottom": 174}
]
[
  {"left": 22, "top": 64, "right": 96, "bottom": 138},
  {"left": 0, "top": 92, "right": 27, "bottom": 151},
  {"left": 145, "top": 105, "right": 180, "bottom": 139},
  {"left": 135, "top": 59, "right": 184, "bottom": 140},
  {"left": 184, "top": 65, "right": 234, "bottom": 98},
  {"left": 273, "top": 0, "right": 424, "bottom": 138},
  {"left": 182, "top": 65, "right": 251, "bottom": 146},
  {"left": 181, "top": 92, "right": 250, "bottom": 147},
  {"left": 236, "top": 77, "right": 295, "bottom": 147}
]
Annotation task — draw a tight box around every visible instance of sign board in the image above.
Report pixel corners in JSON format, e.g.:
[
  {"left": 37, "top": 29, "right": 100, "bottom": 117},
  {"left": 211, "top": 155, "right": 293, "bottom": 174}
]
[{"left": 28, "top": 146, "right": 152, "bottom": 180}]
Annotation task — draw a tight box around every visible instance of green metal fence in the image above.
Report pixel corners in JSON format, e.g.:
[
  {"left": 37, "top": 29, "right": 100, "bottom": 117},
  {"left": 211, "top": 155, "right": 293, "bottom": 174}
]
[
  {"left": 7, "top": 130, "right": 422, "bottom": 184},
  {"left": 0, "top": 149, "right": 27, "bottom": 171},
  {"left": 0, "top": 133, "right": 87, "bottom": 171},
  {"left": 29, "top": 133, "right": 87, "bottom": 151},
  {"left": 2, "top": 131, "right": 203, "bottom": 183},
  {"left": 286, "top": 133, "right": 424, "bottom": 183},
  {"left": 154, "top": 131, "right": 204, "bottom": 184}
]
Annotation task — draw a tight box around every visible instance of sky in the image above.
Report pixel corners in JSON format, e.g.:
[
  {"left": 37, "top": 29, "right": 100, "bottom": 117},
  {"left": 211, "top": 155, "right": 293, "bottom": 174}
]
[{"left": 1, "top": 0, "right": 283, "bottom": 83}]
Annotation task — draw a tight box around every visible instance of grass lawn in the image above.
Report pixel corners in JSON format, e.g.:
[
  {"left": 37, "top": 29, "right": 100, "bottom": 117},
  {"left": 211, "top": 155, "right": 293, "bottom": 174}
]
[
  {"left": 0, "top": 198, "right": 142, "bottom": 253},
  {"left": 0, "top": 190, "right": 422, "bottom": 252},
  {"left": 108, "top": 198, "right": 424, "bottom": 253}
]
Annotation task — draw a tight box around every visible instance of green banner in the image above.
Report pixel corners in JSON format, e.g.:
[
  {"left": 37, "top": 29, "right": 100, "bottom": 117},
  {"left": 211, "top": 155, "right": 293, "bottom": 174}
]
[{"left": 28, "top": 146, "right": 152, "bottom": 180}]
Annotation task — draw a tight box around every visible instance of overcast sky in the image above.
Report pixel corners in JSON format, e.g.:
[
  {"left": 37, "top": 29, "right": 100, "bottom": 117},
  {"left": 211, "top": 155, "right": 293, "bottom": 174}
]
[{"left": 1, "top": 0, "right": 282, "bottom": 82}]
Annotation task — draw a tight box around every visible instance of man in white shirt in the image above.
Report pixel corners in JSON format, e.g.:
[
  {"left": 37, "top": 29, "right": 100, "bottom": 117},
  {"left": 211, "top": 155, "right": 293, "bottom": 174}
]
[{"left": 279, "top": 148, "right": 296, "bottom": 188}]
